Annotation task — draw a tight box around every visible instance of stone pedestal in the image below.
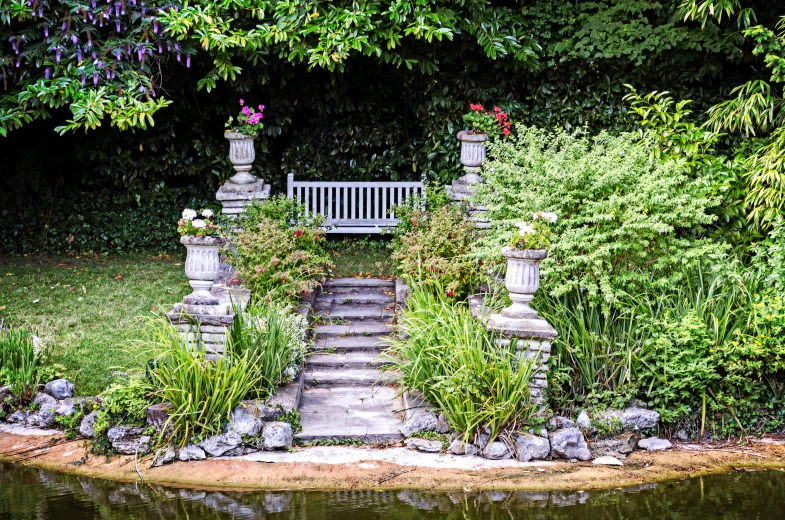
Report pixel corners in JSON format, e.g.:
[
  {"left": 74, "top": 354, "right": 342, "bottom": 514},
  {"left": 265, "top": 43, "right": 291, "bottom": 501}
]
[
  {"left": 216, "top": 180, "right": 271, "bottom": 218},
  {"left": 166, "top": 285, "right": 251, "bottom": 359},
  {"left": 487, "top": 314, "right": 556, "bottom": 406},
  {"left": 446, "top": 131, "right": 490, "bottom": 228}
]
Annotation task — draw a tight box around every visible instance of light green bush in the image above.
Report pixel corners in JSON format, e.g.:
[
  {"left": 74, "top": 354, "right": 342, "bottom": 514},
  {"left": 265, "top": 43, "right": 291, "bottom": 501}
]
[{"left": 477, "top": 127, "right": 725, "bottom": 309}]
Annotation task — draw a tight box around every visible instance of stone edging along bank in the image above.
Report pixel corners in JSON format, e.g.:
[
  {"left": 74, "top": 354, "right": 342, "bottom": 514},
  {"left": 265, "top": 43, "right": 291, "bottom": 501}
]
[{"left": 2, "top": 425, "right": 785, "bottom": 492}]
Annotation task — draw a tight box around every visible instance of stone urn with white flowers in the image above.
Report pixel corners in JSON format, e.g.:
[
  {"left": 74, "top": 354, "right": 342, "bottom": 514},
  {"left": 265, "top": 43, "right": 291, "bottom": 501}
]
[
  {"left": 177, "top": 208, "right": 225, "bottom": 306},
  {"left": 500, "top": 211, "right": 558, "bottom": 319}
]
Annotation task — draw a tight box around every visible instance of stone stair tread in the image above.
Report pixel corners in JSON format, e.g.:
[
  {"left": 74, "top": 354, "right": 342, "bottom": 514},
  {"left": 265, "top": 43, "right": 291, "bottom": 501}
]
[
  {"left": 314, "top": 336, "right": 392, "bottom": 352},
  {"left": 296, "top": 385, "right": 404, "bottom": 442},
  {"left": 315, "top": 307, "right": 393, "bottom": 321},
  {"left": 304, "top": 368, "right": 399, "bottom": 386},
  {"left": 324, "top": 278, "right": 395, "bottom": 289},
  {"left": 315, "top": 293, "right": 395, "bottom": 306},
  {"left": 313, "top": 323, "right": 394, "bottom": 337},
  {"left": 307, "top": 351, "right": 391, "bottom": 369}
]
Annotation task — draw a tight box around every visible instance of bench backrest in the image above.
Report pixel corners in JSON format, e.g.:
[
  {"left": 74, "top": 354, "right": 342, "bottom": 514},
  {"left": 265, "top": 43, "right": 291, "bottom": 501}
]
[{"left": 286, "top": 174, "right": 425, "bottom": 233}]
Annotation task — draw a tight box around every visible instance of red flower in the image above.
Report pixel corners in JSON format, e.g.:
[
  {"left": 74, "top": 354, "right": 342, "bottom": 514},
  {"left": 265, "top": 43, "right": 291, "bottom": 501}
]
[
  {"left": 446, "top": 290, "right": 455, "bottom": 297},
  {"left": 494, "top": 106, "right": 501, "bottom": 112},
  {"left": 294, "top": 230, "right": 303, "bottom": 238},
  {"left": 503, "top": 128, "right": 511, "bottom": 136},
  {"left": 469, "top": 103, "right": 484, "bottom": 112}
]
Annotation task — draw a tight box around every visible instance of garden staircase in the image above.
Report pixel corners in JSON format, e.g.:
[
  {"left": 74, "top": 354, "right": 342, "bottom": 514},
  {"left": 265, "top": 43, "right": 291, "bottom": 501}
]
[{"left": 296, "top": 278, "right": 404, "bottom": 442}]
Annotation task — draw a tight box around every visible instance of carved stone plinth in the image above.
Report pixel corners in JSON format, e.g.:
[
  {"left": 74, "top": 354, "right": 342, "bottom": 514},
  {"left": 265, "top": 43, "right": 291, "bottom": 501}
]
[{"left": 216, "top": 180, "right": 271, "bottom": 218}]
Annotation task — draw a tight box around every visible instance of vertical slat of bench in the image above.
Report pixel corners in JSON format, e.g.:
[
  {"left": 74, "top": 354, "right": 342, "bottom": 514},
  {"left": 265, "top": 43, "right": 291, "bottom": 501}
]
[
  {"left": 382, "top": 186, "right": 388, "bottom": 219},
  {"left": 304, "top": 185, "right": 310, "bottom": 217},
  {"left": 327, "top": 186, "right": 333, "bottom": 220},
  {"left": 359, "top": 186, "right": 364, "bottom": 220}
]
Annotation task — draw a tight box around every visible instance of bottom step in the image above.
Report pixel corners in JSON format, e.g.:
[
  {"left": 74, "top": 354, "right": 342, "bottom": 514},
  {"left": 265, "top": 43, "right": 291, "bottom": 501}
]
[{"left": 296, "top": 385, "right": 404, "bottom": 443}]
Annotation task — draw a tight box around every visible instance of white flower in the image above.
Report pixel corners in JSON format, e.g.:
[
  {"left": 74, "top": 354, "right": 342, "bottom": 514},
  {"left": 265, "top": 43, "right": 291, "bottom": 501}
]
[
  {"left": 544, "top": 212, "right": 558, "bottom": 223},
  {"left": 201, "top": 209, "right": 214, "bottom": 218},
  {"left": 182, "top": 208, "right": 197, "bottom": 221},
  {"left": 517, "top": 223, "right": 535, "bottom": 236},
  {"left": 192, "top": 219, "right": 207, "bottom": 229}
]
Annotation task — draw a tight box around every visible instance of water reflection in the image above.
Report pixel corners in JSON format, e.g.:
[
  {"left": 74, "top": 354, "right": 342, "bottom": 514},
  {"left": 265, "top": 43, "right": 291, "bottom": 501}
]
[{"left": 1, "top": 462, "right": 784, "bottom": 519}]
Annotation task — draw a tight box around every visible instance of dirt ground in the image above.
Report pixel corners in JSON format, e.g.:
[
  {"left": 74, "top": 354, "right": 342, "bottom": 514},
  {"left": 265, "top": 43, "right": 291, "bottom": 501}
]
[{"left": 3, "top": 429, "right": 785, "bottom": 492}]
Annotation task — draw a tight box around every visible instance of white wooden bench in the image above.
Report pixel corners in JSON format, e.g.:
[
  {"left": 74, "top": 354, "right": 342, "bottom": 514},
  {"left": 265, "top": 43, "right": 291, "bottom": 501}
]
[{"left": 286, "top": 174, "right": 425, "bottom": 233}]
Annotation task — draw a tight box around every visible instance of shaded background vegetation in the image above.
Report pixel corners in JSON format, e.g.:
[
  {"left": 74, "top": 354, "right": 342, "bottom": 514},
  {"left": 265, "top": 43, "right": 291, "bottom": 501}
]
[{"left": 1, "top": 0, "right": 774, "bottom": 253}]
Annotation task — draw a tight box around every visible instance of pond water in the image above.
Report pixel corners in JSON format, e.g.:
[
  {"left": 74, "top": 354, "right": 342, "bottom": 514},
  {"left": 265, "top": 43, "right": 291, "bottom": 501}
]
[{"left": 1, "top": 462, "right": 784, "bottom": 519}]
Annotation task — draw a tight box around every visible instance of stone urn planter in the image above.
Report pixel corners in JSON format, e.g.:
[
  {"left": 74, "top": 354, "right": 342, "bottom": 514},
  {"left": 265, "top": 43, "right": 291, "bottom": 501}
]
[
  {"left": 181, "top": 235, "right": 227, "bottom": 306},
  {"left": 500, "top": 247, "right": 547, "bottom": 320},
  {"left": 457, "top": 130, "right": 490, "bottom": 178},
  {"left": 224, "top": 131, "right": 257, "bottom": 185}
]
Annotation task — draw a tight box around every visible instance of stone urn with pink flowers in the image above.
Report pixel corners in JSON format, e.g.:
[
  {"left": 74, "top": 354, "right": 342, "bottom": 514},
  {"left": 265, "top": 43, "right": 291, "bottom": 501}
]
[{"left": 224, "top": 99, "right": 265, "bottom": 185}]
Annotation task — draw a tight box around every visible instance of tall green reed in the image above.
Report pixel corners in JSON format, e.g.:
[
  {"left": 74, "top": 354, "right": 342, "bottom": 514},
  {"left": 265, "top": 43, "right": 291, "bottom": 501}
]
[
  {"left": 0, "top": 326, "right": 42, "bottom": 403},
  {"left": 390, "top": 286, "right": 536, "bottom": 444}
]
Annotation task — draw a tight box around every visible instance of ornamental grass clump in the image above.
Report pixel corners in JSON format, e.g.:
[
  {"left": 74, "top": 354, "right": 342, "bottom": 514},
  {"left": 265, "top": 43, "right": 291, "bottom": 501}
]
[
  {"left": 229, "top": 301, "right": 309, "bottom": 398},
  {"left": 0, "top": 326, "right": 44, "bottom": 404},
  {"left": 138, "top": 320, "right": 264, "bottom": 446},
  {"left": 390, "top": 285, "right": 537, "bottom": 444}
]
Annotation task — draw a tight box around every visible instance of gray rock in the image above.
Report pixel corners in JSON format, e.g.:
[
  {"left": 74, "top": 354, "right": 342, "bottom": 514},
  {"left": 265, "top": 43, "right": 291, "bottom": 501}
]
[
  {"left": 79, "top": 412, "right": 99, "bottom": 438},
  {"left": 33, "top": 392, "right": 57, "bottom": 411},
  {"left": 446, "top": 439, "right": 479, "bottom": 456},
  {"left": 145, "top": 403, "right": 173, "bottom": 432},
  {"left": 620, "top": 407, "right": 659, "bottom": 429},
  {"left": 55, "top": 398, "right": 77, "bottom": 417},
  {"left": 593, "top": 456, "right": 624, "bottom": 466},
  {"left": 199, "top": 432, "right": 243, "bottom": 457},
  {"left": 595, "top": 407, "right": 660, "bottom": 431},
  {"left": 228, "top": 401, "right": 281, "bottom": 437},
  {"left": 262, "top": 422, "right": 293, "bottom": 450},
  {"left": 26, "top": 409, "right": 56, "bottom": 429},
  {"left": 547, "top": 416, "right": 575, "bottom": 430},
  {"left": 435, "top": 413, "right": 451, "bottom": 434},
  {"left": 576, "top": 410, "right": 592, "bottom": 429},
  {"left": 638, "top": 437, "right": 673, "bottom": 451},
  {"left": 222, "top": 445, "right": 259, "bottom": 457},
  {"left": 43, "top": 379, "right": 74, "bottom": 400},
  {"left": 152, "top": 446, "right": 178, "bottom": 467},
  {"left": 549, "top": 428, "right": 591, "bottom": 461},
  {"left": 405, "top": 438, "right": 442, "bottom": 453},
  {"left": 515, "top": 434, "right": 551, "bottom": 462},
  {"left": 590, "top": 433, "right": 641, "bottom": 457},
  {"left": 178, "top": 445, "right": 207, "bottom": 462},
  {"left": 399, "top": 410, "right": 439, "bottom": 437},
  {"left": 107, "top": 426, "right": 151, "bottom": 455},
  {"left": 483, "top": 441, "right": 513, "bottom": 460},
  {"left": 475, "top": 433, "right": 490, "bottom": 450},
  {"left": 6, "top": 410, "right": 29, "bottom": 424}
]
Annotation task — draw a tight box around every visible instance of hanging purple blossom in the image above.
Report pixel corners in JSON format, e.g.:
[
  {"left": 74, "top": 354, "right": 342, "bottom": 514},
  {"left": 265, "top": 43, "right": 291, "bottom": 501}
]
[
  {"left": 116, "top": 20, "right": 121, "bottom": 32},
  {"left": 93, "top": 72, "right": 99, "bottom": 85},
  {"left": 44, "top": 26, "right": 49, "bottom": 38},
  {"left": 77, "top": 49, "right": 82, "bottom": 62},
  {"left": 45, "top": 68, "right": 50, "bottom": 79},
  {"left": 56, "top": 48, "right": 62, "bottom": 63},
  {"left": 186, "top": 55, "right": 191, "bottom": 68},
  {"left": 92, "top": 0, "right": 96, "bottom": 8},
  {"left": 71, "top": 34, "right": 77, "bottom": 45},
  {"left": 81, "top": 73, "right": 86, "bottom": 86}
]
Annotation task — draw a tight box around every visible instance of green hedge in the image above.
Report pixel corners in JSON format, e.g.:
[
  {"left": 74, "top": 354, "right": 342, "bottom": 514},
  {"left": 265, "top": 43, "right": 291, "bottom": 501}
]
[{"left": 2, "top": 193, "right": 212, "bottom": 254}]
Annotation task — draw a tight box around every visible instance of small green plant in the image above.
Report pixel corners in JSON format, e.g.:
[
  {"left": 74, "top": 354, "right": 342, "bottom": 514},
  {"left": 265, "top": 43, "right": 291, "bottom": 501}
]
[
  {"left": 0, "top": 326, "right": 43, "bottom": 404},
  {"left": 509, "top": 212, "right": 557, "bottom": 250},
  {"left": 412, "top": 430, "right": 450, "bottom": 451},
  {"left": 225, "top": 99, "right": 265, "bottom": 136},
  {"left": 278, "top": 406, "right": 302, "bottom": 434}
]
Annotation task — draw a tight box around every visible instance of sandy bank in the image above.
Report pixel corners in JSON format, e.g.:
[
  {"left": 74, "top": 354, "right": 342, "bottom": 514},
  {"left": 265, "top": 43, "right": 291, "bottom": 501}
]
[{"left": 2, "top": 425, "right": 784, "bottom": 492}]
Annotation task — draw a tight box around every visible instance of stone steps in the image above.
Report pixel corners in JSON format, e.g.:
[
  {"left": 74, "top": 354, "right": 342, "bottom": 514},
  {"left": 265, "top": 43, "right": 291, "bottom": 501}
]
[
  {"left": 315, "top": 308, "right": 394, "bottom": 322},
  {"left": 296, "top": 278, "right": 404, "bottom": 443},
  {"left": 303, "top": 368, "right": 399, "bottom": 387},
  {"left": 307, "top": 351, "right": 391, "bottom": 369},
  {"left": 313, "top": 336, "right": 392, "bottom": 352},
  {"left": 314, "top": 292, "right": 395, "bottom": 307},
  {"left": 313, "top": 323, "right": 394, "bottom": 338}
]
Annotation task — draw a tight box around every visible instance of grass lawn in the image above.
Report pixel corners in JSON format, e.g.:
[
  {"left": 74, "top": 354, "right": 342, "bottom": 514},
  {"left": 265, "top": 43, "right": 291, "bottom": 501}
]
[
  {"left": 325, "top": 236, "right": 396, "bottom": 279},
  {"left": 0, "top": 254, "right": 189, "bottom": 396},
  {"left": 0, "top": 240, "right": 396, "bottom": 396}
]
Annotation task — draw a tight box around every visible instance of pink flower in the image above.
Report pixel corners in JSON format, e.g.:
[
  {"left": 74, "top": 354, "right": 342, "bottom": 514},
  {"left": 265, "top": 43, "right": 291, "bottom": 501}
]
[
  {"left": 239, "top": 99, "right": 244, "bottom": 105},
  {"left": 242, "top": 106, "right": 251, "bottom": 116},
  {"left": 258, "top": 105, "right": 264, "bottom": 110},
  {"left": 294, "top": 230, "right": 303, "bottom": 238}
]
